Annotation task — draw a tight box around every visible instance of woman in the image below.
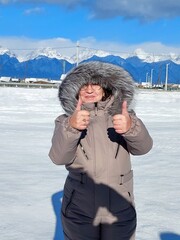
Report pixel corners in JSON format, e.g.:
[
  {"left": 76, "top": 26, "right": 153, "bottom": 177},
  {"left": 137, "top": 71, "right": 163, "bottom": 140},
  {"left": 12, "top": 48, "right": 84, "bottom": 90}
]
[{"left": 49, "top": 61, "right": 153, "bottom": 240}]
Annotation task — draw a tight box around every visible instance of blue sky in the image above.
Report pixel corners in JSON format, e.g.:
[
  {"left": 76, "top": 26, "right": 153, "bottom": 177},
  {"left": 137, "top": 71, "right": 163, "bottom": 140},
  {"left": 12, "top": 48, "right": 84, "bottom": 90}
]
[{"left": 0, "top": 0, "right": 180, "bottom": 59}]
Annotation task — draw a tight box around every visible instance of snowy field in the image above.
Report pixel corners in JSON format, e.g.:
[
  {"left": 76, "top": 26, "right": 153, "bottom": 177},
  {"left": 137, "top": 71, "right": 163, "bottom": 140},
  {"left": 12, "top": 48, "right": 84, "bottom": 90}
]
[{"left": 0, "top": 87, "right": 180, "bottom": 240}]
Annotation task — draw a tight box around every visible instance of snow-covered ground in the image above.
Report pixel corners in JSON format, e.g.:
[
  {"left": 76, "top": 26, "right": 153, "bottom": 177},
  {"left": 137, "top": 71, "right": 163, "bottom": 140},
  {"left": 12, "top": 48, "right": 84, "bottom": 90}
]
[{"left": 0, "top": 87, "right": 179, "bottom": 240}]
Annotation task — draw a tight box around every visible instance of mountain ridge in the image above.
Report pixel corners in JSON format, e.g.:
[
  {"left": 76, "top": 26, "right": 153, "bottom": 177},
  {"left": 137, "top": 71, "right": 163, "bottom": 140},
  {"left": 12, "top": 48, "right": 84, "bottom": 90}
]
[{"left": 0, "top": 46, "right": 179, "bottom": 84}]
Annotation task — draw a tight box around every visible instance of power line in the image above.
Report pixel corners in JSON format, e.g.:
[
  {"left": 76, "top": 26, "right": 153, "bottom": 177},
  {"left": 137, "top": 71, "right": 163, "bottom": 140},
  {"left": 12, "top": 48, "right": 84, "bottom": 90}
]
[
  {"left": 8, "top": 46, "right": 75, "bottom": 51},
  {"left": 3, "top": 44, "right": 178, "bottom": 59}
]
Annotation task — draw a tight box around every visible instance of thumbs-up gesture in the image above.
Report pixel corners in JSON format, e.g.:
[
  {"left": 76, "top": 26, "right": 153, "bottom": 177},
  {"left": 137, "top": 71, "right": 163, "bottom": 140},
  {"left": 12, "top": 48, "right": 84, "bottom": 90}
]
[
  {"left": 69, "top": 98, "right": 90, "bottom": 130},
  {"left": 112, "top": 101, "right": 132, "bottom": 134}
]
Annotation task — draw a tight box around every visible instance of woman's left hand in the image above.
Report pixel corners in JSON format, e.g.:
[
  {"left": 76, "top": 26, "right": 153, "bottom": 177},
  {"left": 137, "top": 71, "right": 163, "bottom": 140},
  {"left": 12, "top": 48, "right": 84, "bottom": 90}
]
[{"left": 112, "top": 101, "right": 132, "bottom": 134}]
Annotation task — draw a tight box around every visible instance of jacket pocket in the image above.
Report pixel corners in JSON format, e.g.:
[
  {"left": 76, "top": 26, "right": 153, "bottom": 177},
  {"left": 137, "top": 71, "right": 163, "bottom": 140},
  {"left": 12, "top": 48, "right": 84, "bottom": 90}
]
[
  {"left": 123, "top": 178, "right": 135, "bottom": 205},
  {"left": 110, "top": 178, "right": 135, "bottom": 213},
  {"left": 110, "top": 186, "right": 132, "bottom": 213},
  {"left": 64, "top": 190, "right": 75, "bottom": 216}
]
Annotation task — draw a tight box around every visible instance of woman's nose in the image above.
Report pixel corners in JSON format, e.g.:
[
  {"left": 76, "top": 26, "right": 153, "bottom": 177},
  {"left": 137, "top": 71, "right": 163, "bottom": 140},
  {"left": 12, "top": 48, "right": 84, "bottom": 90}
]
[{"left": 86, "top": 85, "right": 94, "bottom": 92}]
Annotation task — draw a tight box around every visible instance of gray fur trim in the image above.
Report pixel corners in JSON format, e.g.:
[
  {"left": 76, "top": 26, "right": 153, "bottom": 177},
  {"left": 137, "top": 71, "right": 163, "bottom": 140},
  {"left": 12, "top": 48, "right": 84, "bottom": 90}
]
[{"left": 58, "top": 61, "right": 135, "bottom": 116}]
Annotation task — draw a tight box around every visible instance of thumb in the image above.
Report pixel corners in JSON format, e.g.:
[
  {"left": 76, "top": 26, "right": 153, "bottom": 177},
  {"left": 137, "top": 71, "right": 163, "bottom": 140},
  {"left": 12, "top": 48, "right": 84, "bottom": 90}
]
[
  {"left": 122, "top": 101, "right": 128, "bottom": 115},
  {"left": 76, "top": 98, "right": 83, "bottom": 111}
]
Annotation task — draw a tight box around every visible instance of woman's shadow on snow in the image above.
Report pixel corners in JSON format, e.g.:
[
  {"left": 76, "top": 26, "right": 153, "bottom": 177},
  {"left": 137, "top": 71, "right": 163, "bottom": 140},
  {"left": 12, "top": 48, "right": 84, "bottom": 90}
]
[
  {"left": 51, "top": 190, "right": 64, "bottom": 240},
  {"left": 160, "top": 232, "right": 180, "bottom": 240}
]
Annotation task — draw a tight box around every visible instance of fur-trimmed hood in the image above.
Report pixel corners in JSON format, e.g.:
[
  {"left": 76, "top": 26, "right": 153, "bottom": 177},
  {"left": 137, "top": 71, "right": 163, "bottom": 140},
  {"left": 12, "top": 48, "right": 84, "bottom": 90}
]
[{"left": 58, "top": 61, "right": 135, "bottom": 116}]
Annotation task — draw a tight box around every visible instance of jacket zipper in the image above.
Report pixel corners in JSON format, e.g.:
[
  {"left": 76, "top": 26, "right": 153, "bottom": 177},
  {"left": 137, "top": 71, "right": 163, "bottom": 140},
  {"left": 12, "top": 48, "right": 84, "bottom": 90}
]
[
  {"left": 115, "top": 144, "right": 120, "bottom": 158},
  {"left": 93, "top": 102, "right": 98, "bottom": 176},
  {"left": 79, "top": 143, "right": 89, "bottom": 160}
]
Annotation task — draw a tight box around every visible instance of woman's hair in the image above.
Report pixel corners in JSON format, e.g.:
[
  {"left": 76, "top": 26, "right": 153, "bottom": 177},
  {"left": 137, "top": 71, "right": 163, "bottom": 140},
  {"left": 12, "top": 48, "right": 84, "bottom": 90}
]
[{"left": 102, "top": 88, "right": 112, "bottom": 101}]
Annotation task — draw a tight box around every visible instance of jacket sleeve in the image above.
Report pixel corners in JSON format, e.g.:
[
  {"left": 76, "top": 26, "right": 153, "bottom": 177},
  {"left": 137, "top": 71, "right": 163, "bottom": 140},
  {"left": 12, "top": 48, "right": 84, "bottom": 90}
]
[
  {"left": 122, "top": 112, "right": 153, "bottom": 155},
  {"left": 49, "top": 114, "right": 82, "bottom": 165}
]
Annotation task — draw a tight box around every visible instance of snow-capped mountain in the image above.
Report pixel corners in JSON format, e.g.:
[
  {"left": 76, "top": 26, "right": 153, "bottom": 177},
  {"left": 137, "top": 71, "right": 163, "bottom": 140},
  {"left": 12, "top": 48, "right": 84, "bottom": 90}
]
[
  {"left": 125, "top": 48, "right": 180, "bottom": 64},
  {"left": 28, "top": 47, "right": 180, "bottom": 65},
  {"left": 24, "top": 47, "right": 72, "bottom": 63},
  {"left": 1, "top": 45, "right": 180, "bottom": 64},
  {"left": 0, "top": 45, "right": 180, "bottom": 83},
  {"left": 0, "top": 46, "right": 16, "bottom": 58},
  {"left": 71, "top": 48, "right": 110, "bottom": 63}
]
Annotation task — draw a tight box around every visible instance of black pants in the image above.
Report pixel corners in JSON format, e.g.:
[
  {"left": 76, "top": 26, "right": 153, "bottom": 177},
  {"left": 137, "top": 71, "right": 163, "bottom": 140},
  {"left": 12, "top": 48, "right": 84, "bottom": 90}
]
[
  {"left": 62, "top": 175, "right": 136, "bottom": 240},
  {"left": 62, "top": 205, "right": 136, "bottom": 240}
]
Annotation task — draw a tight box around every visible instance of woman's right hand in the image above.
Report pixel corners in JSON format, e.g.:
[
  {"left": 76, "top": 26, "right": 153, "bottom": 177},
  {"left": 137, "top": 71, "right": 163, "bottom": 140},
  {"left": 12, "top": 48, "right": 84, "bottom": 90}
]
[{"left": 69, "top": 98, "right": 90, "bottom": 130}]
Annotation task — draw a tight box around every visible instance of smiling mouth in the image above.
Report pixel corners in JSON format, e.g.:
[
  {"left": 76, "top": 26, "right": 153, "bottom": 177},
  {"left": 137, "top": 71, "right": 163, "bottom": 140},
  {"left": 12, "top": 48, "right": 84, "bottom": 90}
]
[{"left": 85, "top": 95, "right": 96, "bottom": 98}]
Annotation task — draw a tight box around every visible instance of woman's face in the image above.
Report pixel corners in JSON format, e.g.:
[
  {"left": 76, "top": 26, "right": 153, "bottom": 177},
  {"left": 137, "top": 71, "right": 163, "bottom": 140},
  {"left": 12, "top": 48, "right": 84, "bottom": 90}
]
[{"left": 79, "top": 84, "right": 104, "bottom": 103}]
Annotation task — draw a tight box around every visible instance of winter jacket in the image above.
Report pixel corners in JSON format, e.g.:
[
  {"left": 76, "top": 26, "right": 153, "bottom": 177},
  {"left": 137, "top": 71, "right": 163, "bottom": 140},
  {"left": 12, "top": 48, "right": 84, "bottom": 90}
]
[
  {"left": 49, "top": 61, "right": 152, "bottom": 172},
  {"left": 49, "top": 61, "right": 153, "bottom": 232}
]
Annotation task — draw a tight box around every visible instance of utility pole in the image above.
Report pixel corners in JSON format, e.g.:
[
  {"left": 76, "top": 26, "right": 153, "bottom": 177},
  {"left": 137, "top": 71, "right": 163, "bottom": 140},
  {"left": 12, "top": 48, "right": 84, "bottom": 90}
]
[
  {"left": 62, "top": 60, "right": 66, "bottom": 74},
  {"left": 157, "top": 65, "right": 162, "bottom": 86},
  {"left": 150, "top": 69, "right": 154, "bottom": 87},
  {"left": 165, "top": 63, "right": 170, "bottom": 91},
  {"left": 76, "top": 41, "right": 79, "bottom": 66}
]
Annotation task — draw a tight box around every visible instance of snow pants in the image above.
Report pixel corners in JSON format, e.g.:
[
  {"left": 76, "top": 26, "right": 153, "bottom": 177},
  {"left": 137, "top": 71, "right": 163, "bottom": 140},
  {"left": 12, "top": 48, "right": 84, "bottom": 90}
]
[{"left": 61, "top": 172, "right": 136, "bottom": 240}]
